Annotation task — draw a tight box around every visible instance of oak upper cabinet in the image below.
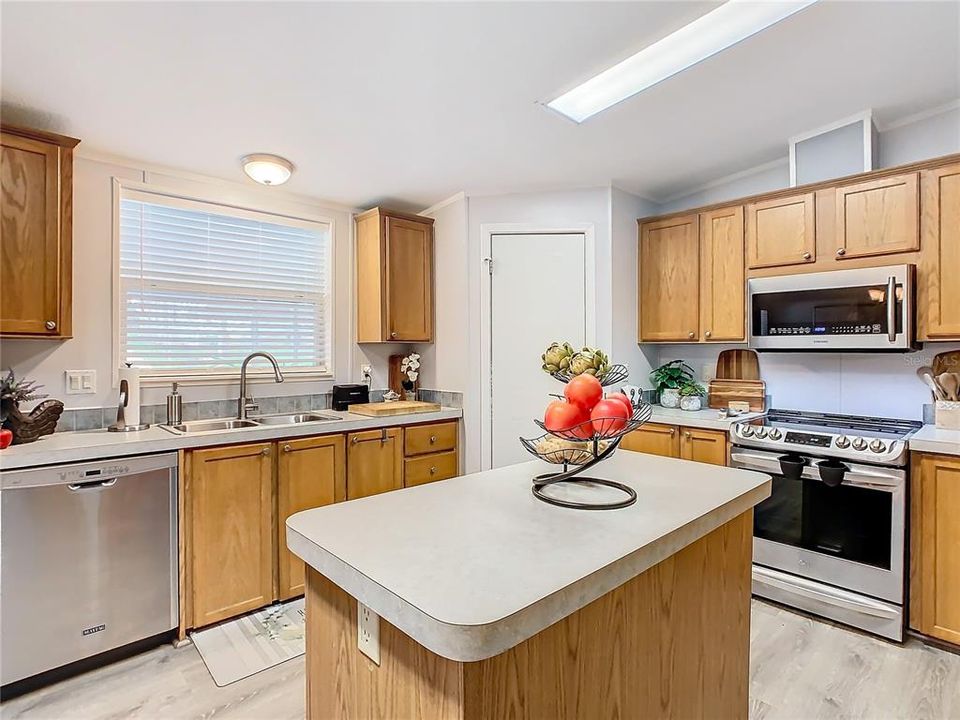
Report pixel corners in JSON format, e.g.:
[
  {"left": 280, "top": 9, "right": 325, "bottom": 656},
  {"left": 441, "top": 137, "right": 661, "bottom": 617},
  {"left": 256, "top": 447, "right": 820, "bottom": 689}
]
[
  {"left": 746, "top": 192, "right": 816, "bottom": 269},
  {"left": 346, "top": 427, "right": 403, "bottom": 500},
  {"left": 638, "top": 214, "right": 700, "bottom": 342},
  {"left": 910, "top": 452, "right": 960, "bottom": 646},
  {"left": 918, "top": 162, "right": 960, "bottom": 340},
  {"left": 679, "top": 428, "right": 728, "bottom": 466},
  {"left": 0, "top": 125, "right": 79, "bottom": 338},
  {"left": 834, "top": 172, "right": 919, "bottom": 260},
  {"left": 620, "top": 423, "right": 679, "bottom": 458},
  {"left": 187, "top": 443, "right": 274, "bottom": 628},
  {"left": 276, "top": 435, "right": 346, "bottom": 601},
  {"left": 355, "top": 207, "right": 434, "bottom": 342},
  {"left": 699, "top": 205, "right": 745, "bottom": 342}
]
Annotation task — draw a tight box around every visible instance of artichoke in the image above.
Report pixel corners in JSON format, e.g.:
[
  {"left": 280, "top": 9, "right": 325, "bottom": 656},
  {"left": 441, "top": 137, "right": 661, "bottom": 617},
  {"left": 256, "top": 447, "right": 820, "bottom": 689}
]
[
  {"left": 568, "top": 347, "right": 610, "bottom": 379},
  {"left": 541, "top": 342, "right": 575, "bottom": 375}
]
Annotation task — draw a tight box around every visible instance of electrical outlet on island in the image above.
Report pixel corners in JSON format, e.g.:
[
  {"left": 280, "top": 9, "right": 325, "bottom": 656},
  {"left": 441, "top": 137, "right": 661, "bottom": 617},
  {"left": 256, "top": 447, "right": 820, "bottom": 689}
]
[{"left": 357, "top": 600, "right": 380, "bottom": 665}]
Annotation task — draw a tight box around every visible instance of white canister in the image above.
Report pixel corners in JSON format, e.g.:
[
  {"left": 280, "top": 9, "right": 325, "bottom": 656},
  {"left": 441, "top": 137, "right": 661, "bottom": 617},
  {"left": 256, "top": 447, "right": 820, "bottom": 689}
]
[
  {"left": 118, "top": 365, "right": 141, "bottom": 426},
  {"left": 660, "top": 388, "right": 680, "bottom": 408}
]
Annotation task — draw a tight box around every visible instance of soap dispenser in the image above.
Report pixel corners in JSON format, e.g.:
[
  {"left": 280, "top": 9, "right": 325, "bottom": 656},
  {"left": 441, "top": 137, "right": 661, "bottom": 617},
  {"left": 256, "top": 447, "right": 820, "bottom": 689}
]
[{"left": 166, "top": 382, "right": 182, "bottom": 425}]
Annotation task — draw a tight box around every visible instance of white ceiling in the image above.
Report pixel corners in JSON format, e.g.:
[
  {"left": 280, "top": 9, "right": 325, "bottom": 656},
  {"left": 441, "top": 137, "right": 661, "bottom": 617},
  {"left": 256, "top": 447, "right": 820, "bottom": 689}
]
[{"left": 2, "top": 1, "right": 957, "bottom": 209}]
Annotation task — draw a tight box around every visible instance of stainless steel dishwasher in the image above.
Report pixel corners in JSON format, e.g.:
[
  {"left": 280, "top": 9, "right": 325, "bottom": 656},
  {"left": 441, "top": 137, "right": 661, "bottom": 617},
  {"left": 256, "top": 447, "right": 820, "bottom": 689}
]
[{"left": 1, "top": 452, "right": 178, "bottom": 686}]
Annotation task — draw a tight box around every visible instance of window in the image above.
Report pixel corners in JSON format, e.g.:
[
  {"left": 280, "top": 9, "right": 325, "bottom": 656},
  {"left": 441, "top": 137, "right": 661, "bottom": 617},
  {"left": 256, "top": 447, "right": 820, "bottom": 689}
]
[{"left": 118, "top": 191, "right": 332, "bottom": 378}]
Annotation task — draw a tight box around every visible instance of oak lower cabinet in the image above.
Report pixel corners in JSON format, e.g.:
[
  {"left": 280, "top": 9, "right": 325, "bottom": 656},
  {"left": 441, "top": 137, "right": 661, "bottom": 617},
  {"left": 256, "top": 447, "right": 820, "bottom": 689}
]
[
  {"left": 277, "top": 435, "right": 346, "bottom": 601},
  {"left": 355, "top": 207, "right": 434, "bottom": 342},
  {"left": 910, "top": 452, "right": 960, "bottom": 647},
  {"left": 0, "top": 125, "right": 79, "bottom": 338},
  {"left": 745, "top": 192, "right": 816, "bottom": 269},
  {"left": 187, "top": 443, "right": 275, "bottom": 628},
  {"left": 621, "top": 424, "right": 728, "bottom": 466},
  {"left": 403, "top": 420, "right": 459, "bottom": 487},
  {"left": 346, "top": 428, "right": 403, "bottom": 500},
  {"left": 918, "top": 162, "right": 960, "bottom": 340}
]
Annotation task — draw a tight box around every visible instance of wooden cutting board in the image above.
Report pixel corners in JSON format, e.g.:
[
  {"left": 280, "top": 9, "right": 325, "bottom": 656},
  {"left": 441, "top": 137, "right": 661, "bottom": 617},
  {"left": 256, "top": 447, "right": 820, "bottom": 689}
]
[
  {"left": 715, "top": 349, "right": 761, "bottom": 381},
  {"left": 933, "top": 350, "right": 960, "bottom": 376},
  {"left": 348, "top": 401, "right": 441, "bottom": 417},
  {"left": 707, "top": 379, "right": 766, "bottom": 412}
]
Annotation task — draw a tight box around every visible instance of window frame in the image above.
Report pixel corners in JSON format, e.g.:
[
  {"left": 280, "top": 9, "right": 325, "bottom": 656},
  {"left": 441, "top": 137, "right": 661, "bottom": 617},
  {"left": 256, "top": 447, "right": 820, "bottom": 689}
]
[{"left": 111, "top": 178, "right": 337, "bottom": 388}]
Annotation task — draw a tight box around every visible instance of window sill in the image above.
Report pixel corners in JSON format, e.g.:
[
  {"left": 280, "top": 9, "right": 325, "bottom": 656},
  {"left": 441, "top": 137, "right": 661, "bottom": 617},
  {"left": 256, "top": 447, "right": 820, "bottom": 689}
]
[{"left": 139, "top": 369, "right": 334, "bottom": 389}]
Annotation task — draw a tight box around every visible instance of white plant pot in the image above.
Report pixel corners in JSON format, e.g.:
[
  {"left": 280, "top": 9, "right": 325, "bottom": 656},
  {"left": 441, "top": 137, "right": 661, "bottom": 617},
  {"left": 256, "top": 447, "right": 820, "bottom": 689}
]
[
  {"left": 680, "top": 395, "right": 703, "bottom": 412},
  {"left": 660, "top": 388, "right": 680, "bottom": 408}
]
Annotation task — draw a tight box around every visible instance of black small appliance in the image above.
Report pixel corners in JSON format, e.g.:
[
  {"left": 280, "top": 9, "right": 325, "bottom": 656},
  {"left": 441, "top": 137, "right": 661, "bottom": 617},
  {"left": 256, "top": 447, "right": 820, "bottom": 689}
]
[{"left": 332, "top": 384, "right": 369, "bottom": 411}]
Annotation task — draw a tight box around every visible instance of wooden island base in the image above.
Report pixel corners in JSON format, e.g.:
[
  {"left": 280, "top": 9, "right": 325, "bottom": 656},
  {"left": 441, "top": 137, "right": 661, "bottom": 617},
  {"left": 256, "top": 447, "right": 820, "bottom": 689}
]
[{"left": 304, "top": 511, "right": 753, "bottom": 719}]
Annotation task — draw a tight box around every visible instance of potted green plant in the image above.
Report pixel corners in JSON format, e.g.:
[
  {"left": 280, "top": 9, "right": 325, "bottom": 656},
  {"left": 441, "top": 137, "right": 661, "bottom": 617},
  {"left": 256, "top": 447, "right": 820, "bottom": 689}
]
[
  {"left": 649, "top": 361, "right": 695, "bottom": 408},
  {"left": 678, "top": 381, "right": 707, "bottom": 412}
]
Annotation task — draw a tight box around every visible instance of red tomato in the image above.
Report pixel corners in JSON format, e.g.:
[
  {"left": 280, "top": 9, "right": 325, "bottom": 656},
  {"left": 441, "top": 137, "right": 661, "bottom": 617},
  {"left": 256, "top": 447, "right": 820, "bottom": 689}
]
[
  {"left": 590, "top": 398, "right": 630, "bottom": 437},
  {"left": 605, "top": 392, "right": 634, "bottom": 418},
  {"left": 564, "top": 374, "right": 602, "bottom": 411},
  {"left": 0, "top": 428, "right": 12, "bottom": 449},
  {"left": 543, "top": 400, "right": 591, "bottom": 439}
]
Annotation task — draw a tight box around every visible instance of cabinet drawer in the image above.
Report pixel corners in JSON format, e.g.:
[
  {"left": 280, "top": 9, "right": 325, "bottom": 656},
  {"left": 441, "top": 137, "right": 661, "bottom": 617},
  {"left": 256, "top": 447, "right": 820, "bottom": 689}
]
[
  {"left": 404, "top": 421, "right": 457, "bottom": 456},
  {"left": 404, "top": 450, "right": 458, "bottom": 487}
]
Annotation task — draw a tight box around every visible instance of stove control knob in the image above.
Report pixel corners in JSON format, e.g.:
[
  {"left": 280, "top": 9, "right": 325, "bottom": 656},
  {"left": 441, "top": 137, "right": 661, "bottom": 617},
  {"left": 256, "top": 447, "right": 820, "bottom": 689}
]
[
  {"left": 835, "top": 436, "right": 851, "bottom": 449},
  {"left": 768, "top": 428, "right": 783, "bottom": 440},
  {"left": 755, "top": 428, "right": 769, "bottom": 439},
  {"left": 740, "top": 426, "right": 755, "bottom": 437},
  {"left": 869, "top": 440, "right": 886, "bottom": 454},
  {"left": 851, "top": 437, "right": 868, "bottom": 451}
]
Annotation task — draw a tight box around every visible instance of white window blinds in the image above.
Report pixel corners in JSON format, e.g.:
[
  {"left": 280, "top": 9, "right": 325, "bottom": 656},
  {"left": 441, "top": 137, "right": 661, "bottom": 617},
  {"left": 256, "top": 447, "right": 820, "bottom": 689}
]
[{"left": 119, "top": 192, "right": 331, "bottom": 375}]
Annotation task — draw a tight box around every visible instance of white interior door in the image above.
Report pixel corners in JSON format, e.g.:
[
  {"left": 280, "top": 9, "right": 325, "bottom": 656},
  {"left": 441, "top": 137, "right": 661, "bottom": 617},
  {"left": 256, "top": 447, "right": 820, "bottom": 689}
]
[{"left": 489, "top": 233, "right": 587, "bottom": 468}]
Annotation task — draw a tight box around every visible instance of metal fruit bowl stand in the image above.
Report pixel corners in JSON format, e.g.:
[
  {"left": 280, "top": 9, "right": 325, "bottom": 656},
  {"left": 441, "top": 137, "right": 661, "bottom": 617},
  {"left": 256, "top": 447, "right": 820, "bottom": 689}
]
[{"left": 520, "top": 399, "right": 653, "bottom": 511}]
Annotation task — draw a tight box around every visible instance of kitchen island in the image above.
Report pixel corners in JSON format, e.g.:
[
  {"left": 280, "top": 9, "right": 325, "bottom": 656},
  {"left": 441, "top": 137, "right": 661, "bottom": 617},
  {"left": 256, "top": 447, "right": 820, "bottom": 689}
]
[{"left": 287, "top": 450, "right": 770, "bottom": 719}]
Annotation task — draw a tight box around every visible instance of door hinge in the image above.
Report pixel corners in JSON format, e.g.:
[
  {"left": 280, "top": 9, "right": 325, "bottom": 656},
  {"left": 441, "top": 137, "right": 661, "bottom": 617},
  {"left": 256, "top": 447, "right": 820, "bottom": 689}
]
[{"left": 483, "top": 257, "right": 493, "bottom": 275}]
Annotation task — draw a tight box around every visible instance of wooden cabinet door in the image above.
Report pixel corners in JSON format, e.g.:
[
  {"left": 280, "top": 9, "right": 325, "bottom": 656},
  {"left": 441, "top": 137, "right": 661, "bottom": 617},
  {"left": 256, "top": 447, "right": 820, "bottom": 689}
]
[
  {"left": 910, "top": 453, "right": 960, "bottom": 645},
  {"left": 918, "top": 163, "right": 960, "bottom": 340},
  {"left": 346, "top": 428, "right": 403, "bottom": 500},
  {"left": 620, "top": 423, "right": 679, "bottom": 457},
  {"left": 679, "top": 428, "right": 728, "bottom": 466},
  {"left": 277, "top": 435, "right": 346, "bottom": 600},
  {"left": 639, "top": 215, "right": 700, "bottom": 341},
  {"left": 0, "top": 133, "right": 62, "bottom": 335},
  {"left": 834, "top": 172, "right": 919, "bottom": 260},
  {"left": 699, "top": 206, "right": 745, "bottom": 342},
  {"left": 746, "top": 192, "right": 816, "bottom": 269},
  {"left": 385, "top": 216, "right": 433, "bottom": 341},
  {"left": 188, "top": 443, "right": 274, "bottom": 627}
]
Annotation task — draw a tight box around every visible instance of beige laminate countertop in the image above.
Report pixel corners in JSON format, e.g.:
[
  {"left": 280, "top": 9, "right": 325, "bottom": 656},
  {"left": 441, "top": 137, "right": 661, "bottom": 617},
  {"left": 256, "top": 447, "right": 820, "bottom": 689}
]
[
  {"left": 0, "top": 408, "right": 463, "bottom": 471},
  {"left": 648, "top": 406, "right": 763, "bottom": 431},
  {"left": 908, "top": 425, "right": 960, "bottom": 457}
]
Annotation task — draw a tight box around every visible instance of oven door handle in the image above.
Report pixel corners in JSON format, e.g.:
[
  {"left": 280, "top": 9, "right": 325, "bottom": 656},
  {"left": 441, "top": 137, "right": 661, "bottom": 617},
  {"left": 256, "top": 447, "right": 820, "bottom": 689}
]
[
  {"left": 753, "top": 566, "right": 901, "bottom": 620},
  {"left": 729, "top": 449, "right": 904, "bottom": 489}
]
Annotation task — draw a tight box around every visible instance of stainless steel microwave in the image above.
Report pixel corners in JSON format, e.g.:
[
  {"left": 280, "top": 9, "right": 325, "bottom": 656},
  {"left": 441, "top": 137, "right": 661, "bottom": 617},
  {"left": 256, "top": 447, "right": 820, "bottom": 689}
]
[{"left": 748, "top": 264, "right": 916, "bottom": 352}]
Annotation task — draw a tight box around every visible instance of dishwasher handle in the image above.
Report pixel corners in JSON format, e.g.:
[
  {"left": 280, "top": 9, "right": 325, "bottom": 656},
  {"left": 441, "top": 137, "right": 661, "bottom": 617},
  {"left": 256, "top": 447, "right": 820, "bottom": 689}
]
[{"left": 67, "top": 478, "right": 119, "bottom": 492}]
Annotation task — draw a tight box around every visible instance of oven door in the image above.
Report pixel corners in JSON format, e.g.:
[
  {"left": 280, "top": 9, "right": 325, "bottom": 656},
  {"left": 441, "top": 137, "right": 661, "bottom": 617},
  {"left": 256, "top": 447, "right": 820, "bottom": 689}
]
[
  {"left": 729, "top": 448, "right": 905, "bottom": 603},
  {"left": 748, "top": 264, "right": 914, "bottom": 351}
]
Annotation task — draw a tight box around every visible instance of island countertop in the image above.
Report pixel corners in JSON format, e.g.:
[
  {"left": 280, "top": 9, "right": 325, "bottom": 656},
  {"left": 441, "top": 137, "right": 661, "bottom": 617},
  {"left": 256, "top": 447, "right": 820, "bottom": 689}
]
[{"left": 287, "top": 450, "right": 770, "bottom": 662}]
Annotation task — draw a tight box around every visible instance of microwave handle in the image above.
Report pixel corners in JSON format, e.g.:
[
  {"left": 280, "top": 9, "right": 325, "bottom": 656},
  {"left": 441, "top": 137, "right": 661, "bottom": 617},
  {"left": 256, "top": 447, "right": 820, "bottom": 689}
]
[{"left": 887, "top": 275, "right": 896, "bottom": 343}]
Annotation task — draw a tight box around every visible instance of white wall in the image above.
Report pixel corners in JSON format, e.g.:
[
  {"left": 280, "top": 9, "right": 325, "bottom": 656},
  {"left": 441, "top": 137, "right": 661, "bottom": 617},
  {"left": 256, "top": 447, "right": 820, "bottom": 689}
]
[
  {"left": 656, "top": 160, "right": 790, "bottom": 215},
  {"left": 0, "top": 153, "right": 367, "bottom": 410},
  {"left": 880, "top": 104, "right": 960, "bottom": 168}
]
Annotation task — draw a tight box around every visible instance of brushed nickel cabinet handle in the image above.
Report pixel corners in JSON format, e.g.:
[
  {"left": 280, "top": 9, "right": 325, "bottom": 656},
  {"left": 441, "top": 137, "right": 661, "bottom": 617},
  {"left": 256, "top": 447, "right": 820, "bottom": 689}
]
[
  {"left": 836, "top": 248, "right": 846, "bottom": 256},
  {"left": 45, "top": 320, "right": 56, "bottom": 331},
  {"left": 283, "top": 444, "right": 292, "bottom": 453},
  {"left": 802, "top": 252, "right": 812, "bottom": 260}
]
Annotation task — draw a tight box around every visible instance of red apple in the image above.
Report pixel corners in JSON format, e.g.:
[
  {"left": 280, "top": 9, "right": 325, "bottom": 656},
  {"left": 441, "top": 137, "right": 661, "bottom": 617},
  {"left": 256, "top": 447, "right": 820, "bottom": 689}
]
[
  {"left": 0, "top": 428, "right": 12, "bottom": 449},
  {"left": 590, "top": 398, "right": 630, "bottom": 437},
  {"left": 605, "top": 392, "right": 634, "bottom": 418},
  {"left": 543, "top": 400, "right": 591, "bottom": 439},
  {"left": 564, "top": 374, "right": 603, "bottom": 411}
]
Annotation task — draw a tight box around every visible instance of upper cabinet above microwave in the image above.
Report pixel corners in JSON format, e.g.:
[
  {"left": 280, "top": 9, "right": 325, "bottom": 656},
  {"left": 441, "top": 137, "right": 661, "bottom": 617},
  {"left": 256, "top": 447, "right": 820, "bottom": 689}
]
[
  {"left": 746, "top": 192, "right": 816, "bottom": 270},
  {"left": 355, "top": 207, "right": 434, "bottom": 343},
  {"left": 1, "top": 125, "right": 79, "bottom": 339},
  {"left": 834, "top": 172, "right": 919, "bottom": 260}
]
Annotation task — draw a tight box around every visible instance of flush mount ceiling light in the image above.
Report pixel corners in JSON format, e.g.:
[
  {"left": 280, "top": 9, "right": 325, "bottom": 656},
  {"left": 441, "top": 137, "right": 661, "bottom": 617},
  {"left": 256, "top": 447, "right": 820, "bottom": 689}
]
[
  {"left": 241, "top": 154, "right": 294, "bottom": 186},
  {"left": 546, "top": 0, "right": 818, "bottom": 123}
]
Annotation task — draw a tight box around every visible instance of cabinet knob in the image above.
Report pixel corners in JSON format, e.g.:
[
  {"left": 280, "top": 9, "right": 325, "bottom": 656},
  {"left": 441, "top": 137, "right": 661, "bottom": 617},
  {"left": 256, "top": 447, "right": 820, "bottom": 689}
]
[
  {"left": 685, "top": 432, "right": 692, "bottom": 439},
  {"left": 261, "top": 447, "right": 270, "bottom": 456},
  {"left": 669, "top": 428, "right": 676, "bottom": 436},
  {"left": 802, "top": 252, "right": 812, "bottom": 260},
  {"left": 836, "top": 248, "right": 846, "bottom": 257},
  {"left": 687, "top": 331, "right": 695, "bottom": 339},
  {"left": 390, "top": 331, "right": 398, "bottom": 339},
  {"left": 429, "top": 435, "right": 437, "bottom": 444},
  {"left": 704, "top": 331, "right": 712, "bottom": 338},
  {"left": 351, "top": 436, "right": 360, "bottom": 445},
  {"left": 45, "top": 320, "right": 57, "bottom": 331},
  {"left": 283, "top": 444, "right": 292, "bottom": 453},
  {"left": 430, "top": 466, "right": 437, "bottom": 475}
]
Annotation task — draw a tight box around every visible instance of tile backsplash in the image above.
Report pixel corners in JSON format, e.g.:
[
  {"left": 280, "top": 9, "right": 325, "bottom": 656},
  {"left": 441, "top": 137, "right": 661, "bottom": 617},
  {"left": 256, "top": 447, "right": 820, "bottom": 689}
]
[{"left": 54, "top": 388, "right": 463, "bottom": 432}]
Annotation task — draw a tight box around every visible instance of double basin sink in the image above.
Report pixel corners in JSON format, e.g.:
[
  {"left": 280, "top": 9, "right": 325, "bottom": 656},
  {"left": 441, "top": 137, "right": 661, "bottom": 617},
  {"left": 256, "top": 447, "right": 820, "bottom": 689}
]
[{"left": 162, "top": 412, "right": 340, "bottom": 435}]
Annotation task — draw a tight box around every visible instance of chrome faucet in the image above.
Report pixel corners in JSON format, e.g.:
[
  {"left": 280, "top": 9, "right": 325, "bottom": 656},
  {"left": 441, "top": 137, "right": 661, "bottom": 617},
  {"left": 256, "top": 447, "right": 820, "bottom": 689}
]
[{"left": 238, "top": 352, "right": 284, "bottom": 420}]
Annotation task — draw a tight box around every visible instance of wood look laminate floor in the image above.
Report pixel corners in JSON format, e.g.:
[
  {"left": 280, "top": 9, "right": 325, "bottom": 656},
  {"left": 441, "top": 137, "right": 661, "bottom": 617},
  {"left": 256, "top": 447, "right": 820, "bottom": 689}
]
[{"left": 3, "top": 601, "right": 959, "bottom": 720}]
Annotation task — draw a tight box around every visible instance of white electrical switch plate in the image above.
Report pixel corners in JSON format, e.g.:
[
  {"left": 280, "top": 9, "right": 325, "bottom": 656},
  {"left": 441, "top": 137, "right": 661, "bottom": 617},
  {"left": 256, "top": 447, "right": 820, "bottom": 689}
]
[
  {"left": 357, "top": 601, "right": 380, "bottom": 665},
  {"left": 65, "top": 370, "right": 97, "bottom": 395}
]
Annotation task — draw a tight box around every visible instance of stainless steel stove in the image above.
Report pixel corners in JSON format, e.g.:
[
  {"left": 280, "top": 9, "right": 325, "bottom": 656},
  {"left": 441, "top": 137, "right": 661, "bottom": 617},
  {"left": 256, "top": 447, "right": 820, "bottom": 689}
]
[{"left": 729, "top": 409, "right": 922, "bottom": 641}]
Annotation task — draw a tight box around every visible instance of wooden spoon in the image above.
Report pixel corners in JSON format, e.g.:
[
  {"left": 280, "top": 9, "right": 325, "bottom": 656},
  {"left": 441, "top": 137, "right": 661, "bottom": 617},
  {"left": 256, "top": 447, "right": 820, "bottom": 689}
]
[
  {"left": 917, "top": 367, "right": 946, "bottom": 401},
  {"left": 936, "top": 372, "right": 960, "bottom": 402}
]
